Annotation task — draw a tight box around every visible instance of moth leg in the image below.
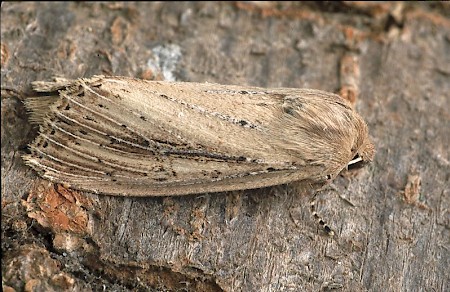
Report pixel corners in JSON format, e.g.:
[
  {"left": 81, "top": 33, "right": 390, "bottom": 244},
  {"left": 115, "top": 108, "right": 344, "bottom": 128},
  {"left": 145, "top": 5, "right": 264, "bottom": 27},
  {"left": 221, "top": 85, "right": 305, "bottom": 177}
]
[{"left": 310, "top": 193, "right": 335, "bottom": 236}]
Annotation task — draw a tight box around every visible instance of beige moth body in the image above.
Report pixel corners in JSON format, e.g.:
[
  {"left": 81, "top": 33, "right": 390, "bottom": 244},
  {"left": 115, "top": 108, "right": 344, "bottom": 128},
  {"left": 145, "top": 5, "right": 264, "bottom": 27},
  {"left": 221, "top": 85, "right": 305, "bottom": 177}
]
[{"left": 23, "top": 76, "right": 375, "bottom": 196}]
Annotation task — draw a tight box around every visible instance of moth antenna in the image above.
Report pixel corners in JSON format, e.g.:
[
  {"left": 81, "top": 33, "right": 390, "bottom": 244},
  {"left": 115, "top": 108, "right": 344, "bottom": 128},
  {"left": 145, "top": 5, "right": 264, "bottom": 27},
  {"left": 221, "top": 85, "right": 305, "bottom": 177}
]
[{"left": 310, "top": 196, "right": 335, "bottom": 236}]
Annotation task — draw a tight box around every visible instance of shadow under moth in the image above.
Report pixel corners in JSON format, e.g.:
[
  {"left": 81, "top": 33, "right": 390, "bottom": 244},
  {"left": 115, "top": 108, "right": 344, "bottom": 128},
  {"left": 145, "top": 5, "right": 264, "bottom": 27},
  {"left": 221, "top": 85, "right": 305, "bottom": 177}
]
[{"left": 23, "top": 76, "right": 375, "bottom": 198}]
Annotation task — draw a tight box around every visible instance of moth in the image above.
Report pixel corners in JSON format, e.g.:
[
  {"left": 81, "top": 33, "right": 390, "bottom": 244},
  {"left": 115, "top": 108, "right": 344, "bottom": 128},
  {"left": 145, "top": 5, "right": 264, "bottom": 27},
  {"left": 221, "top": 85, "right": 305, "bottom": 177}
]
[{"left": 23, "top": 76, "right": 375, "bottom": 197}]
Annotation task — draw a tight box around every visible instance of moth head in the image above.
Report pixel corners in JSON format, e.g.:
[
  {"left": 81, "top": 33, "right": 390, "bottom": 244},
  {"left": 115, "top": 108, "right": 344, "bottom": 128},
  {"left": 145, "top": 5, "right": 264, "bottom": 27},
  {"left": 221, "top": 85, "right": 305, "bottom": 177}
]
[{"left": 348, "top": 135, "right": 375, "bottom": 170}]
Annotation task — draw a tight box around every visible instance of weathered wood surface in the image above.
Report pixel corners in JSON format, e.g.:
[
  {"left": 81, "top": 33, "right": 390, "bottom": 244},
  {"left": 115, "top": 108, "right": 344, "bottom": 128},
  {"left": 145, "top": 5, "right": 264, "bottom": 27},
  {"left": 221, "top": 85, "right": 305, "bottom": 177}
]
[{"left": 2, "top": 2, "right": 449, "bottom": 291}]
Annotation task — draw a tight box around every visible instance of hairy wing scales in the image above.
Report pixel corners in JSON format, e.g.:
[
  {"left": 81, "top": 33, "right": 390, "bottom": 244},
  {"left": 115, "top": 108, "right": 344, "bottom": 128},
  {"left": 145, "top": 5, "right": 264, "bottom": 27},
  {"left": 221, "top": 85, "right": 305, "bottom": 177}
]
[{"left": 24, "top": 76, "right": 361, "bottom": 196}]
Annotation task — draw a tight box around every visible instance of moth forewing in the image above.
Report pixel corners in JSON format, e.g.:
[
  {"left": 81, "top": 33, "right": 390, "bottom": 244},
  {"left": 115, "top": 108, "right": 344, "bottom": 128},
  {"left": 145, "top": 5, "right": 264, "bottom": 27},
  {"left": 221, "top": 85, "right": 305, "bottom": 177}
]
[{"left": 23, "top": 76, "right": 374, "bottom": 197}]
